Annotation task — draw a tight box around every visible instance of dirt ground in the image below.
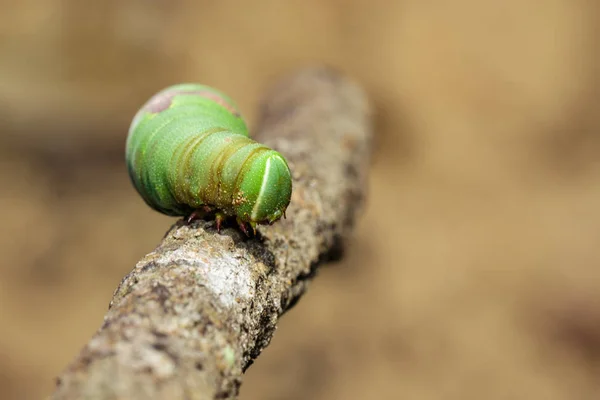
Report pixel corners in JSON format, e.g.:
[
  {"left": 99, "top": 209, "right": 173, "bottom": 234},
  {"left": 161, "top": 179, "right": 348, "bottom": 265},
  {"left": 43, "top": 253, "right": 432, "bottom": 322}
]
[{"left": 2, "top": 1, "right": 600, "bottom": 399}]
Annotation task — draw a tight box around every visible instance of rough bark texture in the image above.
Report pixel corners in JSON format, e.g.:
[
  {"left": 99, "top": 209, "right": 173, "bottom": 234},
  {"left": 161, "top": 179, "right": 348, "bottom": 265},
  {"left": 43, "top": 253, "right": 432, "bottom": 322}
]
[{"left": 51, "top": 67, "right": 373, "bottom": 400}]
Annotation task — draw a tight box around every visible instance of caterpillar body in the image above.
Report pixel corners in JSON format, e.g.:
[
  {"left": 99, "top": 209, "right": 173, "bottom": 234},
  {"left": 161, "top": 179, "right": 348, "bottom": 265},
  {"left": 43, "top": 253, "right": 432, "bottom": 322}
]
[{"left": 125, "top": 83, "right": 292, "bottom": 235}]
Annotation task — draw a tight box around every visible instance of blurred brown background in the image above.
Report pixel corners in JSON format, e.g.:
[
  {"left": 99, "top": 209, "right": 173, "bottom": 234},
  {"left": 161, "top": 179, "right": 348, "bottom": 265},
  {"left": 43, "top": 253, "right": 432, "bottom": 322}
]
[{"left": 2, "top": 0, "right": 600, "bottom": 399}]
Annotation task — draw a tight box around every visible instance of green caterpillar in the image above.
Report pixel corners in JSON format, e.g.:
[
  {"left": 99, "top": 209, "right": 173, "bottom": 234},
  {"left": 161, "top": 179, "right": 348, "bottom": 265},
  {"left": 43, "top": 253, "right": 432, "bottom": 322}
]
[{"left": 125, "top": 83, "right": 292, "bottom": 235}]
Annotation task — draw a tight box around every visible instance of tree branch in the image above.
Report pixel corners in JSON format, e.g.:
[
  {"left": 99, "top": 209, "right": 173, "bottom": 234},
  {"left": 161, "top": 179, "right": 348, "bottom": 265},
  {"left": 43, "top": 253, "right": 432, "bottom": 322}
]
[{"left": 51, "top": 66, "right": 373, "bottom": 400}]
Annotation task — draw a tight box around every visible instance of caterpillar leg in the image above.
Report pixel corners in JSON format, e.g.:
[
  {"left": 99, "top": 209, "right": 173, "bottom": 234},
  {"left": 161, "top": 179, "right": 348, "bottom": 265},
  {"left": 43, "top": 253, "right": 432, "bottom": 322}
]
[
  {"left": 185, "top": 205, "right": 213, "bottom": 224},
  {"left": 186, "top": 210, "right": 202, "bottom": 224},
  {"left": 236, "top": 217, "right": 250, "bottom": 237},
  {"left": 215, "top": 212, "right": 226, "bottom": 233}
]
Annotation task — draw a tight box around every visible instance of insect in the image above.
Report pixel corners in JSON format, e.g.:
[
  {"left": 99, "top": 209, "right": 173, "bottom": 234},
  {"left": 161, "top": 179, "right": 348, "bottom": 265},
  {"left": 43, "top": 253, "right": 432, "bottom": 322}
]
[{"left": 125, "top": 83, "right": 292, "bottom": 235}]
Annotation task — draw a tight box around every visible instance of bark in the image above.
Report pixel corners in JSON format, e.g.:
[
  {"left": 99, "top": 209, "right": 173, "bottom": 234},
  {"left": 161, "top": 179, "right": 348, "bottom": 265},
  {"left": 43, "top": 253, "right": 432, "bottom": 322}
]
[{"left": 51, "top": 66, "right": 373, "bottom": 400}]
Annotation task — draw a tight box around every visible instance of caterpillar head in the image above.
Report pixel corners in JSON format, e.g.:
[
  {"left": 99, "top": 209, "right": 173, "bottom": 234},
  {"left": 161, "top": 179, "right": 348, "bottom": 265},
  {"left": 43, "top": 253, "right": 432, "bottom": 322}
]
[{"left": 235, "top": 150, "right": 292, "bottom": 225}]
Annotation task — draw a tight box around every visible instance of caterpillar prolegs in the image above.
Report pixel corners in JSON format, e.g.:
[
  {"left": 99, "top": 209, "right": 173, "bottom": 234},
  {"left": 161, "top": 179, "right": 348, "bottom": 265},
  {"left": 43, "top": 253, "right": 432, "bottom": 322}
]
[{"left": 125, "top": 84, "right": 292, "bottom": 235}]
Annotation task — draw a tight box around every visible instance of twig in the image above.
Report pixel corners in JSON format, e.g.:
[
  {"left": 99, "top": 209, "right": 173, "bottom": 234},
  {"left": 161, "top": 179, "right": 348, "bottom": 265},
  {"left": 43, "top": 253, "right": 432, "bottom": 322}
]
[{"left": 51, "top": 66, "right": 373, "bottom": 400}]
